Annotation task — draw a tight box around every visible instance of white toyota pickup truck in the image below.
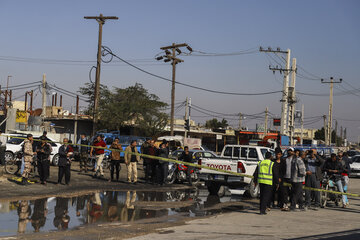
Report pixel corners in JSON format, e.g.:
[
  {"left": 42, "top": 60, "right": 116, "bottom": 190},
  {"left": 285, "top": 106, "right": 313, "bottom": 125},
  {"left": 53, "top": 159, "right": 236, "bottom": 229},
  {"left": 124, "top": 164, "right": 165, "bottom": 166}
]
[{"left": 199, "top": 145, "right": 274, "bottom": 197}]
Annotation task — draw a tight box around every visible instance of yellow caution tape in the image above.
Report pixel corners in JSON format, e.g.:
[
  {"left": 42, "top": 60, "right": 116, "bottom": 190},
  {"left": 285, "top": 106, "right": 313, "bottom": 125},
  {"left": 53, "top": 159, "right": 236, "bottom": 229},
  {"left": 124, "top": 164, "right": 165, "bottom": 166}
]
[{"left": 4, "top": 134, "right": 359, "bottom": 197}]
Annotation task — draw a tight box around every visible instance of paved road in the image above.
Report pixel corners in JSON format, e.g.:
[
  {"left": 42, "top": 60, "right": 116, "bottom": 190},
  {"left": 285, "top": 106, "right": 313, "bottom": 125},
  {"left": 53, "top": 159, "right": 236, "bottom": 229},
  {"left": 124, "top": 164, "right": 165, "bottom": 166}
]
[{"left": 130, "top": 178, "right": 360, "bottom": 240}]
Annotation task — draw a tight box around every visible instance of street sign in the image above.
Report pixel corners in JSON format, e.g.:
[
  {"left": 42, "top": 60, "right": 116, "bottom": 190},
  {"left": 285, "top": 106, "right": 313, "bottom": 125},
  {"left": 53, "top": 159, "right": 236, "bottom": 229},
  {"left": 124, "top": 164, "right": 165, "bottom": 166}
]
[
  {"left": 16, "top": 110, "right": 27, "bottom": 123},
  {"left": 273, "top": 118, "right": 281, "bottom": 126}
]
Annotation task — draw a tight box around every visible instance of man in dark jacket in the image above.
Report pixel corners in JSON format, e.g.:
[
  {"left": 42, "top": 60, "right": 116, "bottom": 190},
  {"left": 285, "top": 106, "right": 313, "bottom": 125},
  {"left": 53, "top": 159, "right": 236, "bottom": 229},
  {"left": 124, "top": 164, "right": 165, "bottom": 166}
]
[
  {"left": 157, "top": 142, "right": 169, "bottom": 185},
  {"left": 143, "top": 140, "right": 157, "bottom": 184},
  {"left": 304, "top": 149, "right": 325, "bottom": 209},
  {"left": 271, "top": 150, "right": 282, "bottom": 208},
  {"left": 36, "top": 136, "right": 52, "bottom": 185},
  {"left": 57, "top": 138, "right": 73, "bottom": 185},
  {"left": 179, "top": 146, "right": 193, "bottom": 186},
  {"left": 323, "top": 153, "right": 347, "bottom": 206}
]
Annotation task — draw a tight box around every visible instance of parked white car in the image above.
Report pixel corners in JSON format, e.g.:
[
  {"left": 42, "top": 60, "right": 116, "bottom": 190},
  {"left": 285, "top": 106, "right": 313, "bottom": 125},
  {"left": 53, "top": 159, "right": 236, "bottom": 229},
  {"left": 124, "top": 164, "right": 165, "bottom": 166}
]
[
  {"left": 350, "top": 155, "right": 360, "bottom": 177},
  {"left": 5, "top": 134, "right": 61, "bottom": 165}
]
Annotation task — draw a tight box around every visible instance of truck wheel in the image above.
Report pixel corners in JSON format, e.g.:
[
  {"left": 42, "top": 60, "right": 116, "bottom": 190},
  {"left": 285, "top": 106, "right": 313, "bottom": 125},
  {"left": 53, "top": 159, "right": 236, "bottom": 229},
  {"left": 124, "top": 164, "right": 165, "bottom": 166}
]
[
  {"left": 207, "top": 182, "right": 221, "bottom": 196},
  {"left": 245, "top": 180, "right": 260, "bottom": 198}
]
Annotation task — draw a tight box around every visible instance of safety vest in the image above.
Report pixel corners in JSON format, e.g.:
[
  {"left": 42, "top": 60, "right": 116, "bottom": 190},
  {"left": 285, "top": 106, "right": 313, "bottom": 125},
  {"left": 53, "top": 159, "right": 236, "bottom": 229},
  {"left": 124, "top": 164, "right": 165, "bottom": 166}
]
[{"left": 258, "top": 159, "right": 273, "bottom": 185}]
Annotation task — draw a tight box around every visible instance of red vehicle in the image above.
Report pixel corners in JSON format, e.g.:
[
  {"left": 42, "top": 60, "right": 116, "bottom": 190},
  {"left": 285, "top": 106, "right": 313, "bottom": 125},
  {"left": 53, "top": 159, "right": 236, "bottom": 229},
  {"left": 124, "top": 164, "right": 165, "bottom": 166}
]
[{"left": 167, "top": 162, "right": 200, "bottom": 185}]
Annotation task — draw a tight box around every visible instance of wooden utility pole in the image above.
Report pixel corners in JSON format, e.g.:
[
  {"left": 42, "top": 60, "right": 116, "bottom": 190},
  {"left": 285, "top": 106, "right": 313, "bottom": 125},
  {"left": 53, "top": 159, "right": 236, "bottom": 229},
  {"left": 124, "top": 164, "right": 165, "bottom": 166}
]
[
  {"left": 321, "top": 77, "right": 342, "bottom": 145},
  {"left": 3, "top": 90, "right": 12, "bottom": 115},
  {"left": 84, "top": 14, "right": 118, "bottom": 136},
  {"left": 158, "top": 43, "right": 192, "bottom": 136}
]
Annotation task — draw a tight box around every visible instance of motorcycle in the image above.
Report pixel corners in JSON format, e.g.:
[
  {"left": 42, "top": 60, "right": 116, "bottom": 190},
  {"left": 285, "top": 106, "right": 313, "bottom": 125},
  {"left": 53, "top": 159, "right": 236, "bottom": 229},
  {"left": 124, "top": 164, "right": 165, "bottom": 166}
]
[
  {"left": 5, "top": 151, "right": 37, "bottom": 177},
  {"left": 166, "top": 161, "right": 200, "bottom": 185},
  {"left": 320, "top": 172, "right": 343, "bottom": 208}
]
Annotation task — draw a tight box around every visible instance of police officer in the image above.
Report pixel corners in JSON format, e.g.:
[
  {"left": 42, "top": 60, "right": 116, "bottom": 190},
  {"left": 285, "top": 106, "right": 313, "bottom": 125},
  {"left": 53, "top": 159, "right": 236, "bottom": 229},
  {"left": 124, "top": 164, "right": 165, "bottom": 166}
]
[
  {"left": 22, "top": 134, "right": 36, "bottom": 185},
  {"left": 254, "top": 151, "right": 274, "bottom": 215}
]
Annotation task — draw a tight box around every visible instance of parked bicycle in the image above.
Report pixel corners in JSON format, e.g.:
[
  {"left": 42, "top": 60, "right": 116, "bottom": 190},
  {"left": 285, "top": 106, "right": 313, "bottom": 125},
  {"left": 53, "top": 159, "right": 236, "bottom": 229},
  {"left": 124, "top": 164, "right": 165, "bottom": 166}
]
[{"left": 5, "top": 151, "right": 37, "bottom": 178}]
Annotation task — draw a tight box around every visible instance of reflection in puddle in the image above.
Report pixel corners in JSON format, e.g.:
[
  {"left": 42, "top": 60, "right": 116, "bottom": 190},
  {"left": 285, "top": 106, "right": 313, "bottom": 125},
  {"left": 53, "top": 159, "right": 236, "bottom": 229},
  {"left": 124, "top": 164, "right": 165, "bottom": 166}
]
[{"left": 0, "top": 189, "right": 243, "bottom": 237}]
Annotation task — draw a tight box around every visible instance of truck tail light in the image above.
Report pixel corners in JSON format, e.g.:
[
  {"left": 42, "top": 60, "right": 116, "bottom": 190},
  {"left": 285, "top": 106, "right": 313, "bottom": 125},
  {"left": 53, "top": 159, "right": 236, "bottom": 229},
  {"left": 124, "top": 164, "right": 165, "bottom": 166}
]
[
  {"left": 197, "top": 159, "right": 202, "bottom": 170},
  {"left": 237, "top": 162, "right": 246, "bottom": 173}
]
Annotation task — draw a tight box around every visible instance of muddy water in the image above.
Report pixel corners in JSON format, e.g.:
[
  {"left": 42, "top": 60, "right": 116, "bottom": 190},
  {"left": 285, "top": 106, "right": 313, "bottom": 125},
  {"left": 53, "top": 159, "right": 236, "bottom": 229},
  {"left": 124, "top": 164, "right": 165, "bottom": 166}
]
[{"left": 0, "top": 188, "right": 244, "bottom": 237}]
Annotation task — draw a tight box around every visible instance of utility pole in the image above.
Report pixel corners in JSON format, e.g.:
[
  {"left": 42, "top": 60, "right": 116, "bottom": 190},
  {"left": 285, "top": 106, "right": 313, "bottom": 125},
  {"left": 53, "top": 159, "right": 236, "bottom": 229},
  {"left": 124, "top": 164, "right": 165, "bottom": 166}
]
[
  {"left": 6, "top": 76, "right": 12, "bottom": 92},
  {"left": 260, "top": 47, "right": 291, "bottom": 136},
  {"left": 335, "top": 120, "right": 338, "bottom": 146},
  {"left": 74, "top": 95, "right": 79, "bottom": 144},
  {"left": 288, "top": 58, "right": 297, "bottom": 145},
  {"left": 157, "top": 43, "right": 192, "bottom": 136},
  {"left": 323, "top": 115, "right": 328, "bottom": 145},
  {"left": 300, "top": 104, "right": 304, "bottom": 145},
  {"left": 84, "top": 14, "right": 118, "bottom": 136},
  {"left": 340, "top": 126, "right": 343, "bottom": 146},
  {"left": 264, "top": 107, "right": 268, "bottom": 134},
  {"left": 321, "top": 77, "right": 342, "bottom": 145},
  {"left": 184, "top": 97, "right": 189, "bottom": 138},
  {"left": 41, "top": 74, "right": 46, "bottom": 118},
  {"left": 239, "top": 113, "right": 243, "bottom": 130},
  {"left": 25, "top": 90, "right": 34, "bottom": 113}
]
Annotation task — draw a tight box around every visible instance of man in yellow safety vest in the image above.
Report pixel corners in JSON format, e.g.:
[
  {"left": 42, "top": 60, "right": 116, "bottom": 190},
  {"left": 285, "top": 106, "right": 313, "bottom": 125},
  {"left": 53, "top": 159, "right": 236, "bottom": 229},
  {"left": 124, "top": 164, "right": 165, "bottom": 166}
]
[{"left": 254, "top": 151, "right": 274, "bottom": 215}]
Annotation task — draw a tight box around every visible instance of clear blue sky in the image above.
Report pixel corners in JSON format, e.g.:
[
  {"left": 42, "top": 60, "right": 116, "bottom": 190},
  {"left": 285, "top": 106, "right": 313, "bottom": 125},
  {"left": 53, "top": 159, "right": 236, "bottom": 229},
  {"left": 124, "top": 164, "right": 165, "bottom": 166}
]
[{"left": 0, "top": 0, "right": 359, "bottom": 141}]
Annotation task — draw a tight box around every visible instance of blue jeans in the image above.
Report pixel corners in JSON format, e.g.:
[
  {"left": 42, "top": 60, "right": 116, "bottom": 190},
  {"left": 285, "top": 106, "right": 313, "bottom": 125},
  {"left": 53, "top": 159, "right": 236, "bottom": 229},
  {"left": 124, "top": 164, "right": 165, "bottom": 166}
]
[
  {"left": 335, "top": 179, "right": 347, "bottom": 205},
  {"left": 343, "top": 176, "right": 349, "bottom": 204}
]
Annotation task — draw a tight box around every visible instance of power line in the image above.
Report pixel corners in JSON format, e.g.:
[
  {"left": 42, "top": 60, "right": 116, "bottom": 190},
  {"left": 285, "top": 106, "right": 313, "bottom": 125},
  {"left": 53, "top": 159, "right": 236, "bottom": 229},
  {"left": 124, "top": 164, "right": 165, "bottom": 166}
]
[
  {"left": 0, "top": 55, "right": 157, "bottom": 64},
  {"left": 47, "top": 84, "right": 90, "bottom": 100},
  {"left": 102, "top": 46, "right": 283, "bottom": 96},
  {"left": 334, "top": 117, "right": 360, "bottom": 122},
  {"left": 180, "top": 47, "right": 259, "bottom": 57}
]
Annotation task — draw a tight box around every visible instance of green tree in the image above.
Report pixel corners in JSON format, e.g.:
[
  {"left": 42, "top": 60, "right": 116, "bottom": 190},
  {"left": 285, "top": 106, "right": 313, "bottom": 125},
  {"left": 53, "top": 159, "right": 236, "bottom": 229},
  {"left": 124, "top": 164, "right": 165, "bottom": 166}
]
[
  {"left": 78, "top": 82, "right": 109, "bottom": 116},
  {"left": 205, "top": 118, "right": 228, "bottom": 130},
  {"left": 314, "top": 127, "right": 343, "bottom": 145},
  {"left": 314, "top": 127, "right": 325, "bottom": 141},
  {"left": 79, "top": 83, "right": 168, "bottom": 136}
]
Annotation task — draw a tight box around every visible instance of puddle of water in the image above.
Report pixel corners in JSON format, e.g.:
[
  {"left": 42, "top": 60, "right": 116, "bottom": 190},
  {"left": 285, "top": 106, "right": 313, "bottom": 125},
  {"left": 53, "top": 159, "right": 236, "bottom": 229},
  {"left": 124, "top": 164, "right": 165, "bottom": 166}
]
[{"left": 0, "top": 188, "right": 244, "bottom": 237}]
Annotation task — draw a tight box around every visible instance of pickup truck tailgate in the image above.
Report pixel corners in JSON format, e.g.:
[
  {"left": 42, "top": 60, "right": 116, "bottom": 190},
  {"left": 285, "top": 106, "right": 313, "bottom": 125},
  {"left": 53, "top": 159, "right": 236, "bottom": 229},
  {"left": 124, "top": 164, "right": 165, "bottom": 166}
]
[{"left": 200, "top": 158, "right": 238, "bottom": 175}]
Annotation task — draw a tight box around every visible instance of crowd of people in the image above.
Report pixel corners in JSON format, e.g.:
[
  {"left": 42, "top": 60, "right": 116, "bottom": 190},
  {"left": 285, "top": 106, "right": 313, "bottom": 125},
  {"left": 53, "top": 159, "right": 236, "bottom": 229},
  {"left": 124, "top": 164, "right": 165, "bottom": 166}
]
[
  {"left": 15, "top": 132, "right": 355, "bottom": 215},
  {"left": 254, "top": 147, "right": 352, "bottom": 215},
  {"left": 18, "top": 134, "right": 191, "bottom": 187}
]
